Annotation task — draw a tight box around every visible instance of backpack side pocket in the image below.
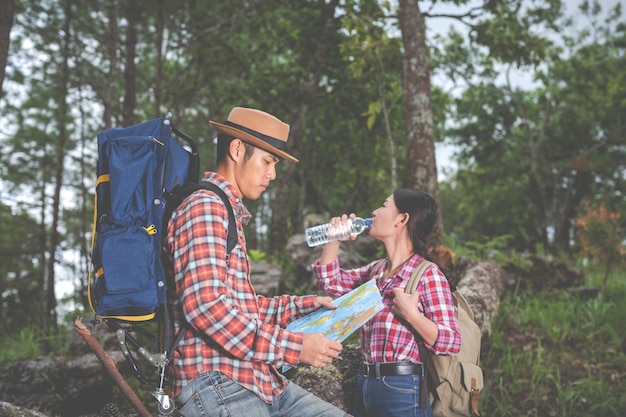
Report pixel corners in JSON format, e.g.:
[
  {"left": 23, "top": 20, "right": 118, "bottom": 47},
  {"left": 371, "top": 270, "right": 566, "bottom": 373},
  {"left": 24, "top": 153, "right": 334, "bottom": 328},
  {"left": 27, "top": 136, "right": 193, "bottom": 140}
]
[{"left": 92, "top": 226, "right": 159, "bottom": 318}]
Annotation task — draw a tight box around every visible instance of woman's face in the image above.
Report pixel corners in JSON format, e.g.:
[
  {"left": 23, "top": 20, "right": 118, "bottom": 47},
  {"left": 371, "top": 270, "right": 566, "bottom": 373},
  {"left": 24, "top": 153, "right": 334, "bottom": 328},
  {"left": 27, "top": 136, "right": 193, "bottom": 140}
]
[{"left": 370, "top": 193, "right": 402, "bottom": 240}]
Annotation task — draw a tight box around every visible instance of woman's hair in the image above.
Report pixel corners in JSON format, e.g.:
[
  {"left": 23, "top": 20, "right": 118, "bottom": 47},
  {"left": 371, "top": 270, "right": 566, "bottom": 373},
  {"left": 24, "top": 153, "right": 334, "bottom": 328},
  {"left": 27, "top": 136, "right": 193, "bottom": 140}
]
[
  {"left": 393, "top": 188, "right": 455, "bottom": 287},
  {"left": 393, "top": 188, "right": 438, "bottom": 258}
]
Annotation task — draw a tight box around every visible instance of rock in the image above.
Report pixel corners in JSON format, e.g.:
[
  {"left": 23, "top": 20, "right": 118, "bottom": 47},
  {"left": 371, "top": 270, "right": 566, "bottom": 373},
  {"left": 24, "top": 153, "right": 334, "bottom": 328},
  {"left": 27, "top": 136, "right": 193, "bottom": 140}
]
[
  {"left": 290, "top": 365, "right": 346, "bottom": 409},
  {"left": 0, "top": 351, "right": 125, "bottom": 417},
  {"left": 566, "top": 285, "right": 601, "bottom": 299},
  {"left": 503, "top": 253, "right": 584, "bottom": 291},
  {"left": 0, "top": 402, "right": 51, "bottom": 417},
  {"left": 249, "top": 260, "right": 282, "bottom": 295},
  {"left": 69, "top": 323, "right": 118, "bottom": 355},
  {"left": 457, "top": 261, "right": 507, "bottom": 335},
  {"left": 289, "top": 344, "right": 362, "bottom": 411},
  {"left": 284, "top": 233, "right": 380, "bottom": 293}
]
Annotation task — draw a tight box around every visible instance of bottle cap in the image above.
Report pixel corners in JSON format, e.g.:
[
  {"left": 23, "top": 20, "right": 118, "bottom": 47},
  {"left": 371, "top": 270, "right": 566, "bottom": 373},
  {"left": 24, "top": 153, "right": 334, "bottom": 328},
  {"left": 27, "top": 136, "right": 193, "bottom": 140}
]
[{"left": 365, "top": 218, "right": 372, "bottom": 228}]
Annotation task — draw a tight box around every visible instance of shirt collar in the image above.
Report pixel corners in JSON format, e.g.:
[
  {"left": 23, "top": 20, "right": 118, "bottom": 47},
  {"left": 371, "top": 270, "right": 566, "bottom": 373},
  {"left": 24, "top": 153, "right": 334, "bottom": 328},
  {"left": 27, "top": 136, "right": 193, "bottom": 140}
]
[{"left": 201, "top": 171, "right": 252, "bottom": 225}]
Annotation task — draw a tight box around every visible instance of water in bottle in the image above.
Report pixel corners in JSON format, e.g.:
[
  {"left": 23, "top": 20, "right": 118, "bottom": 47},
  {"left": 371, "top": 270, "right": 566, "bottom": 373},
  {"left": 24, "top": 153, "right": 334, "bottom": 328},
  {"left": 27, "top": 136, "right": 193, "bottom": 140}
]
[{"left": 305, "top": 217, "right": 371, "bottom": 247}]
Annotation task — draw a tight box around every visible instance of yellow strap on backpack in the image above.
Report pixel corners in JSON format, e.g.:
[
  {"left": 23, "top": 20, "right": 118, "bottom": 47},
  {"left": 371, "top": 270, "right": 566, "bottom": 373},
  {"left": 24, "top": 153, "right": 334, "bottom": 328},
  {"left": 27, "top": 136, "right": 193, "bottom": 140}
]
[{"left": 86, "top": 174, "right": 109, "bottom": 316}]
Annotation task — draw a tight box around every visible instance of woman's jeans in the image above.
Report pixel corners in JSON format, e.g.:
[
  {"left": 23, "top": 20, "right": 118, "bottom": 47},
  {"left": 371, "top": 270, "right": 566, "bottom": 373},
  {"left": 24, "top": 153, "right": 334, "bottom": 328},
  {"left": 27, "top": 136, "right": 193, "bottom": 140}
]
[
  {"left": 175, "top": 371, "right": 350, "bottom": 417},
  {"left": 352, "top": 371, "right": 432, "bottom": 417}
]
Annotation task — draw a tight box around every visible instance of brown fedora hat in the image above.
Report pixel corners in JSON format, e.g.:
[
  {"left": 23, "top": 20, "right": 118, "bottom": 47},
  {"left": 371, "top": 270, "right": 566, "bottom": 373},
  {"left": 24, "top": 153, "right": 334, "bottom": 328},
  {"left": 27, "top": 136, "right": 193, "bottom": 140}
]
[{"left": 209, "top": 107, "right": 299, "bottom": 163}]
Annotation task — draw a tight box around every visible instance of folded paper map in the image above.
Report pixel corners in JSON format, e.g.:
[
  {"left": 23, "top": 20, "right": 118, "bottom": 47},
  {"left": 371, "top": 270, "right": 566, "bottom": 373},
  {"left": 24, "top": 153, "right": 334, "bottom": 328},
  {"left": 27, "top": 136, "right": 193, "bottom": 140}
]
[{"left": 283, "top": 279, "right": 384, "bottom": 371}]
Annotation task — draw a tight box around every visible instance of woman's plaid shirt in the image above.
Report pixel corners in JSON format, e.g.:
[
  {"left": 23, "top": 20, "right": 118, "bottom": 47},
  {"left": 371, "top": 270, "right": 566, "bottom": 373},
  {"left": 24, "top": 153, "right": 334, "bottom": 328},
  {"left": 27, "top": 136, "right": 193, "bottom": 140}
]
[
  {"left": 166, "top": 172, "right": 319, "bottom": 404},
  {"left": 314, "top": 255, "right": 461, "bottom": 364}
]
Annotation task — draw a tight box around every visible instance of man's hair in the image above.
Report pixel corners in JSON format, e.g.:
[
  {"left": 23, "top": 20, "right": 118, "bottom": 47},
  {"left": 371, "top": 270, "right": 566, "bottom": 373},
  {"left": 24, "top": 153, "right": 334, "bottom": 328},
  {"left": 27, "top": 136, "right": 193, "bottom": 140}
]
[{"left": 216, "top": 133, "right": 256, "bottom": 164}]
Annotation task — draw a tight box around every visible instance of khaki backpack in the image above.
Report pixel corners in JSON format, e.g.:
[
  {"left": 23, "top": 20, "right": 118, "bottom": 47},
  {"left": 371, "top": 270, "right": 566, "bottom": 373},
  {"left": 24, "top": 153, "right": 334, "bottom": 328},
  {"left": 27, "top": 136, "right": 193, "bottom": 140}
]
[{"left": 406, "top": 260, "right": 483, "bottom": 417}]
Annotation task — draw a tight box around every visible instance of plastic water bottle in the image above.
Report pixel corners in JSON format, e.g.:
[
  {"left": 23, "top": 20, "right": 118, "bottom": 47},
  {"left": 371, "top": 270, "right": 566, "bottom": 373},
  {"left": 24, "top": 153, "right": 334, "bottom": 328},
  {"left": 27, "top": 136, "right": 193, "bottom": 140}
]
[{"left": 305, "top": 217, "right": 371, "bottom": 247}]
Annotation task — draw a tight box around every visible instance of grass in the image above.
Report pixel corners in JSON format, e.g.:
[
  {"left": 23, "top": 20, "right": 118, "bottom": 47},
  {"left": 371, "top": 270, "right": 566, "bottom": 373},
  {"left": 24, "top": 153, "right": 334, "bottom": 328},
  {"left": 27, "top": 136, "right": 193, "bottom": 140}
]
[{"left": 480, "top": 265, "right": 626, "bottom": 417}]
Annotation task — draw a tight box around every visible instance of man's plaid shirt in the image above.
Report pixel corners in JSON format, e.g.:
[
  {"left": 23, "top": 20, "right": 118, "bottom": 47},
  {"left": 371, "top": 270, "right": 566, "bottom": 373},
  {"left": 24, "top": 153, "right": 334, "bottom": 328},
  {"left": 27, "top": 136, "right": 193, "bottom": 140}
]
[{"left": 167, "top": 172, "right": 319, "bottom": 404}]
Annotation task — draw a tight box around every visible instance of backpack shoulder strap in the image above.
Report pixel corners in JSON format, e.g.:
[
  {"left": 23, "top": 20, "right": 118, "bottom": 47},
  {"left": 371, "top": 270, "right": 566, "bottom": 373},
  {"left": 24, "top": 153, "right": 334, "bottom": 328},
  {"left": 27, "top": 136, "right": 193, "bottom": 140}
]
[
  {"left": 192, "top": 182, "right": 237, "bottom": 254},
  {"left": 452, "top": 288, "right": 474, "bottom": 322},
  {"left": 165, "top": 181, "right": 237, "bottom": 254},
  {"left": 404, "top": 259, "right": 439, "bottom": 410},
  {"left": 405, "top": 260, "right": 434, "bottom": 294}
]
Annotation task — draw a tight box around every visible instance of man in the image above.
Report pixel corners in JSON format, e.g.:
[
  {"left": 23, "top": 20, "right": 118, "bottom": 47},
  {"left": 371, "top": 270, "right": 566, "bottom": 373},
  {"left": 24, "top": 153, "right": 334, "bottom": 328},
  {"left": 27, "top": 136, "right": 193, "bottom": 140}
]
[{"left": 167, "top": 107, "right": 350, "bottom": 417}]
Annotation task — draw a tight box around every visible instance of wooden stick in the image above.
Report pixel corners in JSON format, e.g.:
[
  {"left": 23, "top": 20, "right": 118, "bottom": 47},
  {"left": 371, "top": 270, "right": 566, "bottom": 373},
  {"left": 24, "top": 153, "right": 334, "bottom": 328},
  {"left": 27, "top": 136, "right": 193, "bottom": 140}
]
[{"left": 74, "top": 317, "right": 153, "bottom": 417}]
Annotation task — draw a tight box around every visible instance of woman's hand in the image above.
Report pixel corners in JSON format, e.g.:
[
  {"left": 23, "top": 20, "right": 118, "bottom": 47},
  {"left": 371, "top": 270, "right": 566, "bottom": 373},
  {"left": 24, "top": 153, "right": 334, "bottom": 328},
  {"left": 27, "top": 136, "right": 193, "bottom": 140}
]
[
  {"left": 391, "top": 287, "right": 439, "bottom": 346},
  {"left": 329, "top": 213, "right": 357, "bottom": 242},
  {"left": 390, "top": 288, "right": 420, "bottom": 320},
  {"left": 318, "top": 213, "right": 356, "bottom": 265}
]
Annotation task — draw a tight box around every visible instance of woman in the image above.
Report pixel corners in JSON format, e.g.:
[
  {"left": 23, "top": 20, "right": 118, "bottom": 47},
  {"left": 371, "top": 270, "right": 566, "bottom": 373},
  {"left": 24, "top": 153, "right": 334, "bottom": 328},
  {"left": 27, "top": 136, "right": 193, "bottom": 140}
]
[{"left": 312, "top": 188, "right": 461, "bottom": 417}]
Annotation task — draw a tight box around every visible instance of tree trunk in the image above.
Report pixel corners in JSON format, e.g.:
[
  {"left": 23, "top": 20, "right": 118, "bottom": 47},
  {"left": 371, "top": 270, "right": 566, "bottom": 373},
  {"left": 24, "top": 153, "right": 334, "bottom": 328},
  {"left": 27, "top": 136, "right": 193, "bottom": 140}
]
[
  {"left": 553, "top": 169, "right": 592, "bottom": 256},
  {"left": 513, "top": 84, "right": 551, "bottom": 252},
  {"left": 153, "top": 0, "right": 165, "bottom": 118},
  {"left": 77, "top": 111, "right": 92, "bottom": 309},
  {"left": 122, "top": 0, "right": 138, "bottom": 126},
  {"left": 38, "top": 185, "right": 48, "bottom": 322},
  {"left": 45, "top": 0, "right": 75, "bottom": 335},
  {"left": 268, "top": 0, "right": 340, "bottom": 255},
  {"left": 103, "top": 1, "right": 118, "bottom": 129},
  {"left": 397, "top": 0, "right": 443, "bottom": 248},
  {"left": 0, "top": 0, "right": 14, "bottom": 100},
  {"left": 379, "top": 83, "right": 397, "bottom": 190}
]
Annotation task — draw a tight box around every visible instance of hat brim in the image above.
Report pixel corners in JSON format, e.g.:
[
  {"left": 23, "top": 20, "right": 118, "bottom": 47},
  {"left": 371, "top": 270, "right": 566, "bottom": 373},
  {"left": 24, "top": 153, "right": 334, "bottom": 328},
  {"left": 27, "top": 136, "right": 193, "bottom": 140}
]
[{"left": 210, "top": 121, "right": 299, "bottom": 163}]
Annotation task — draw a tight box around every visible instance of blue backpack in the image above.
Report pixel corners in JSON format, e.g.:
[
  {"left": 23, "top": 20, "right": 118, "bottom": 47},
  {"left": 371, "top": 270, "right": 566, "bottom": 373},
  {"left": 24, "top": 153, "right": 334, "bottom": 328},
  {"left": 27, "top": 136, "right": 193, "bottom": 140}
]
[{"left": 87, "top": 113, "right": 236, "bottom": 414}]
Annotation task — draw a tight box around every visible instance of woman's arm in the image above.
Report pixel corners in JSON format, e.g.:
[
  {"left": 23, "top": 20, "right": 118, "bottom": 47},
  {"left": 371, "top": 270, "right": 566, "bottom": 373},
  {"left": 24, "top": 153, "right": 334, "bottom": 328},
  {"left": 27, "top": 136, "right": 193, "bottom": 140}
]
[{"left": 318, "top": 240, "right": 341, "bottom": 265}]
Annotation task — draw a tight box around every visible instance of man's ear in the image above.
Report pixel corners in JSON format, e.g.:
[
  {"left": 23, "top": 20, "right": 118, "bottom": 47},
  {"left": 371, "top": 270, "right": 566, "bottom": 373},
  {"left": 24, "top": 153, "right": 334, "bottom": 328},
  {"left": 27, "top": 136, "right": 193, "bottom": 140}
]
[{"left": 229, "top": 138, "right": 244, "bottom": 162}]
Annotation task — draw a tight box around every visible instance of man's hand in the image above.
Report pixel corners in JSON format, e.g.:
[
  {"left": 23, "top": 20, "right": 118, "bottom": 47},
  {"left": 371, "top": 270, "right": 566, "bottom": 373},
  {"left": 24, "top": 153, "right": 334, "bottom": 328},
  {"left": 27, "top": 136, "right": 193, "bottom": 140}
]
[
  {"left": 313, "top": 296, "right": 336, "bottom": 310},
  {"left": 299, "top": 333, "right": 343, "bottom": 368}
]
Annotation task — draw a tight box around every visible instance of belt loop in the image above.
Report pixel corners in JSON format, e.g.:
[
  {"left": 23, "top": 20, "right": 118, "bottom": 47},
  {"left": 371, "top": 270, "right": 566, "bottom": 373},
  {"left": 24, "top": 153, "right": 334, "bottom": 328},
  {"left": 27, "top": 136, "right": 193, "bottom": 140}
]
[
  {"left": 375, "top": 363, "right": 381, "bottom": 380},
  {"left": 363, "top": 363, "right": 368, "bottom": 377}
]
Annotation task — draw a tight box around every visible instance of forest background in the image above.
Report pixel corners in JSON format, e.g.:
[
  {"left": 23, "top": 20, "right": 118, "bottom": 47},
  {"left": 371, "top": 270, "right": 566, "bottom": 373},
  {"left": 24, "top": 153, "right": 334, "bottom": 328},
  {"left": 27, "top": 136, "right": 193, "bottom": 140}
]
[{"left": 0, "top": 0, "right": 625, "bottom": 416}]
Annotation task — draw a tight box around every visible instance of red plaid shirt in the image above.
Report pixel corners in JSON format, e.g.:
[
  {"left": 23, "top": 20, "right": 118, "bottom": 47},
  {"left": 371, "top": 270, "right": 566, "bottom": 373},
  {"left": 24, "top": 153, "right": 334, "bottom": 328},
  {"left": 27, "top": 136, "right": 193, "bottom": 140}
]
[
  {"left": 313, "top": 255, "right": 460, "bottom": 363},
  {"left": 167, "top": 172, "right": 318, "bottom": 404}
]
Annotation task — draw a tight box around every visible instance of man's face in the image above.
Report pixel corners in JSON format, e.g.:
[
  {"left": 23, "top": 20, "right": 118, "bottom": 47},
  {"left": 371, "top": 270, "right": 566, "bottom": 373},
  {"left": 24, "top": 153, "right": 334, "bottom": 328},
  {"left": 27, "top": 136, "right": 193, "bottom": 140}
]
[{"left": 234, "top": 144, "right": 280, "bottom": 200}]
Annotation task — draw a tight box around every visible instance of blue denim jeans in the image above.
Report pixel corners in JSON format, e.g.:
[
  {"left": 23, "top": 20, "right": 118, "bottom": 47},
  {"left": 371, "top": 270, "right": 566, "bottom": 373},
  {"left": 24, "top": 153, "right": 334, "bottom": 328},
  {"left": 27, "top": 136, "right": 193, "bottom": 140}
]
[
  {"left": 352, "top": 371, "right": 432, "bottom": 417},
  {"left": 175, "top": 371, "right": 351, "bottom": 417}
]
